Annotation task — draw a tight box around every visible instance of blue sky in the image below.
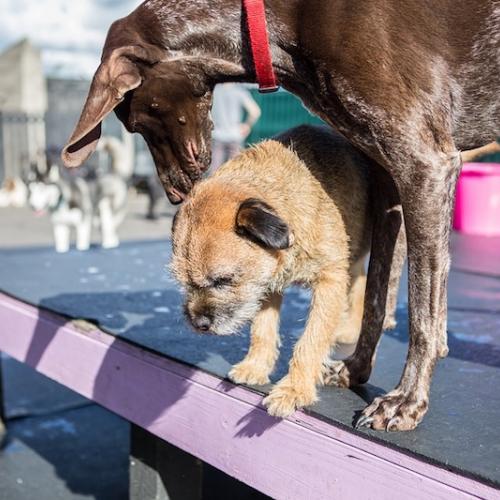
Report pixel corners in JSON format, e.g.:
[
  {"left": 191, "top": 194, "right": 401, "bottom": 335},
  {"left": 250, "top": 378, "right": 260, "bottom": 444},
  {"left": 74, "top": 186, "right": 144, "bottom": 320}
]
[{"left": 0, "top": 0, "right": 143, "bottom": 78}]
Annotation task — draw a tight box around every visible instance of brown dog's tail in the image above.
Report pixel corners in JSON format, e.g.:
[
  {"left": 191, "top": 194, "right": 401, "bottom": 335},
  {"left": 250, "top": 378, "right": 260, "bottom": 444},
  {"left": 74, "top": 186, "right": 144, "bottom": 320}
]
[{"left": 461, "top": 140, "right": 500, "bottom": 163}]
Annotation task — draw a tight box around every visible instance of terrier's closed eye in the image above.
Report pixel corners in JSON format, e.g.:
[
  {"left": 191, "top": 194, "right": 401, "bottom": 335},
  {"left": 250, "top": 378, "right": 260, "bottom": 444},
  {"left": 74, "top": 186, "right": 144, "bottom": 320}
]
[{"left": 210, "top": 275, "right": 234, "bottom": 289}]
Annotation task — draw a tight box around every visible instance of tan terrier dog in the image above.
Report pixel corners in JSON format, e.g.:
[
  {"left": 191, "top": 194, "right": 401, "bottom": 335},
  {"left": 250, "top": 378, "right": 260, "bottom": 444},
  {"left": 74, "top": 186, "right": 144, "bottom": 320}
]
[{"left": 171, "top": 125, "right": 401, "bottom": 418}]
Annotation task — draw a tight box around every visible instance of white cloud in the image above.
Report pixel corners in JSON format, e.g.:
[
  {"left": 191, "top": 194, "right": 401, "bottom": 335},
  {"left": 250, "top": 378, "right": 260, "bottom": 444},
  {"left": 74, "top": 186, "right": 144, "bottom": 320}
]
[{"left": 0, "top": 0, "right": 143, "bottom": 78}]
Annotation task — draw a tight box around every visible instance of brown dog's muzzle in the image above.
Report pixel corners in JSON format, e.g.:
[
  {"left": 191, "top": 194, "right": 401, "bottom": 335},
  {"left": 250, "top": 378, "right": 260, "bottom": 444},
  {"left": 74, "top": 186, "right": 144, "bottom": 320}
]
[{"left": 149, "top": 137, "right": 210, "bottom": 204}]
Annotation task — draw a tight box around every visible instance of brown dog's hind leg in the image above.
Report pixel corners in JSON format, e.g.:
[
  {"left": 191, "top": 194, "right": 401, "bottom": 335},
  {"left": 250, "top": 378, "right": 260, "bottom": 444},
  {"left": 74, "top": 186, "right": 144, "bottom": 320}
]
[
  {"left": 357, "top": 151, "right": 461, "bottom": 431},
  {"left": 228, "top": 293, "right": 282, "bottom": 386},
  {"left": 323, "top": 168, "right": 403, "bottom": 388}
]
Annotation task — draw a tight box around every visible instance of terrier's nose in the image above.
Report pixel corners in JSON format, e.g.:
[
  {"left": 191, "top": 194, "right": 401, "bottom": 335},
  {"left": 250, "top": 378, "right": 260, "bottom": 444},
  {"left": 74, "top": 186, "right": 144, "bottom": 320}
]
[{"left": 192, "top": 314, "right": 212, "bottom": 332}]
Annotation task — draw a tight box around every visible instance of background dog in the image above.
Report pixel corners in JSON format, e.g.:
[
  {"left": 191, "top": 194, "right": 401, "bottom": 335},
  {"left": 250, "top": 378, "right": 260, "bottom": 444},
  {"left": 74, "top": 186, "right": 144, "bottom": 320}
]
[
  {"left": 28, "top": 160, "right": 128, "bottom": 253},
  {"left": 171, "top": 125, "right": 402, "bottom": 417}
]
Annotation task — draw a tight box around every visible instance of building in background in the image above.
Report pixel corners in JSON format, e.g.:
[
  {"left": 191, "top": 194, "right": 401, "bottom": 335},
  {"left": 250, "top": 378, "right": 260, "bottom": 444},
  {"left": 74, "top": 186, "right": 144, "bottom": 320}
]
[
  {"left": 0, "top": 37, "right": 327, "bottom": 186},
  {"left": 0, "top": 39, "right": 144, "bottom": 184},
  {"left": 45, "top": 78, "right": 96, "bottom": 166},
  {"left": 45, "top": 77, "right": 133, "bottom": 174},
  {"left": 0, "top": 39, "right": 47, "bottom": 182}
]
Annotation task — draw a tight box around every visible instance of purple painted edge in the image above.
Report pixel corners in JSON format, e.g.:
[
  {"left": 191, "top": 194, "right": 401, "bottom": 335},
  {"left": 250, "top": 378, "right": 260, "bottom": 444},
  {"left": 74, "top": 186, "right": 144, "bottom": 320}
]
[{"left": 0, "top": 292, "right": 498, "bottom": 499}]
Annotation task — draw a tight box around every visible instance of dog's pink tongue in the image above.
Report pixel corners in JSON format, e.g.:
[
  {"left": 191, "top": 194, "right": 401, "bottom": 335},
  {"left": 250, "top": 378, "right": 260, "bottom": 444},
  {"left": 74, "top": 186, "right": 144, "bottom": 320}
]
[{"left": 34, "top": 210, "right": 46, "bottom": 217}]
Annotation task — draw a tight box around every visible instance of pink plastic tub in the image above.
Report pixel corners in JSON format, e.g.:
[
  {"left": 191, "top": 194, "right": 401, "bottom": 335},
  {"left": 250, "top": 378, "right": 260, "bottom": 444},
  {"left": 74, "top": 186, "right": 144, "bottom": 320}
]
[{"left": 453, "top": 162, "right": 500, "bottom": 236}]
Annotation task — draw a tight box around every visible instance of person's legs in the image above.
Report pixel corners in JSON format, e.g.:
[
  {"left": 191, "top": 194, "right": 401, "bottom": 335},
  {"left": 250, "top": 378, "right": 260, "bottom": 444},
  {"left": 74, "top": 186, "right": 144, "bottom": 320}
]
[
  {"left": 209, "top": 141, "right": 243, "bottom": 175},
  {"left": 209, "top": 140, "right": 226, "bottom": 174},
  {"left": 225, "top": 141, "right": 242, "bottom": 161}
]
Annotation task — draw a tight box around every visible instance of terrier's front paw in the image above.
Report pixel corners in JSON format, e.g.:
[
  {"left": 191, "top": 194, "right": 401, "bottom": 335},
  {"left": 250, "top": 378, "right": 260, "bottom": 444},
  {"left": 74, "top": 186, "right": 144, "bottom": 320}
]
[
  {"left": 228, "top": 360, "right": 270, "bottom": 385},
  {"left": 263, "top": 377, "right": 317, "bottom": 418}
]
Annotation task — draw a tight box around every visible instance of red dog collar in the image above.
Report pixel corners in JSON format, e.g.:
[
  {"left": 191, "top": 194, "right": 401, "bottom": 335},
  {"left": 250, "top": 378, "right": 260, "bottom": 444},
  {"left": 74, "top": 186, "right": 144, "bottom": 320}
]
[{"left": 243, "top": 0, "right": 279, "bottom": 93}]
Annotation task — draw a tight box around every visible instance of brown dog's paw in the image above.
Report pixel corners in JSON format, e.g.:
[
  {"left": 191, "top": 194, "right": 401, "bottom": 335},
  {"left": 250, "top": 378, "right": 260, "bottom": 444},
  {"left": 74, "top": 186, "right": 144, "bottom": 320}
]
[
  {"left": 263, "top": 377, "right": 317, "bottom": 418},
  {"left": 228, "top": 360, "right": 271, "bottom": 386},
  {"left": 355, "top": 389, "right": 429, "bottom": 432},
  {"left": 322, "top": 357, "right": 371, "bottom": 388}
]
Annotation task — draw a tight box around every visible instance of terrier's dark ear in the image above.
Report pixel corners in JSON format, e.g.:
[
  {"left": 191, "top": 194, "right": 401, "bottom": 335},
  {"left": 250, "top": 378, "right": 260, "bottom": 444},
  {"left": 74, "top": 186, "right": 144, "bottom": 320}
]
[{"left": 235, "top": 198, "right": 293, "bottom": 250}]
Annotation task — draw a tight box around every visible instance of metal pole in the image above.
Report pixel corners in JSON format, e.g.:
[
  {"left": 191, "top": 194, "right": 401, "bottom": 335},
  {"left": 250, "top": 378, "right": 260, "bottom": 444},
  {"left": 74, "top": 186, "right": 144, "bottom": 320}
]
[{"left": 129, "top": 424, "right": 203, "bottom": 500}]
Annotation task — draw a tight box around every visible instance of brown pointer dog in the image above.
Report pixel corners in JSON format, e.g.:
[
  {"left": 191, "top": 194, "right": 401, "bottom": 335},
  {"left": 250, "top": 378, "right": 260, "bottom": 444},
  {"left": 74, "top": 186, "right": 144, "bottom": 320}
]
[{"left": 62, "top": 1, "right": 500, "bottom": 431}]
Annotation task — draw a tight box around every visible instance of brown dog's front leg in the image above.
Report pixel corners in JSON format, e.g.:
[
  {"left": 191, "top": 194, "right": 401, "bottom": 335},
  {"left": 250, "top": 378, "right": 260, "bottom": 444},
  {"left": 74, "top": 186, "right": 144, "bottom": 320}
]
[
  {"left": 228, "top": 293, "right": 282, "bottom": 386},
  {"left": 357, "top": 153, "right": 461, "bottom": 431},
  {"left": 323, "top": 167, "right": 403, "bottom": 388},
  {"left": 264, "top": 266, "right": 349, "bottom": 417}
]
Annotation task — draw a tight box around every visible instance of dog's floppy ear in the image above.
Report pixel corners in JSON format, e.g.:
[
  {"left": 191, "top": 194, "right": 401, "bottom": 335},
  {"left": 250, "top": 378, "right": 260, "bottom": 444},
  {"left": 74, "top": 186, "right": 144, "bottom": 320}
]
[
  {"left": 61, "top": 46, "right": 160, "bottom": 168},
  {"left": 236, "top": 198, "right": 293, "bottom": 250}
]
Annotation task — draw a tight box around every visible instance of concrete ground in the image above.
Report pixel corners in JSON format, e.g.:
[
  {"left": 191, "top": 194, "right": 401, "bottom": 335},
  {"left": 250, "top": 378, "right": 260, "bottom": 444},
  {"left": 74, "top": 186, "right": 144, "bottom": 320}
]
[
  {"left": 0, "top": 191, "right": 267, "bottom": 500},
  {"left": 0, "top": 190, "right": 177, "bottom": 249}
]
